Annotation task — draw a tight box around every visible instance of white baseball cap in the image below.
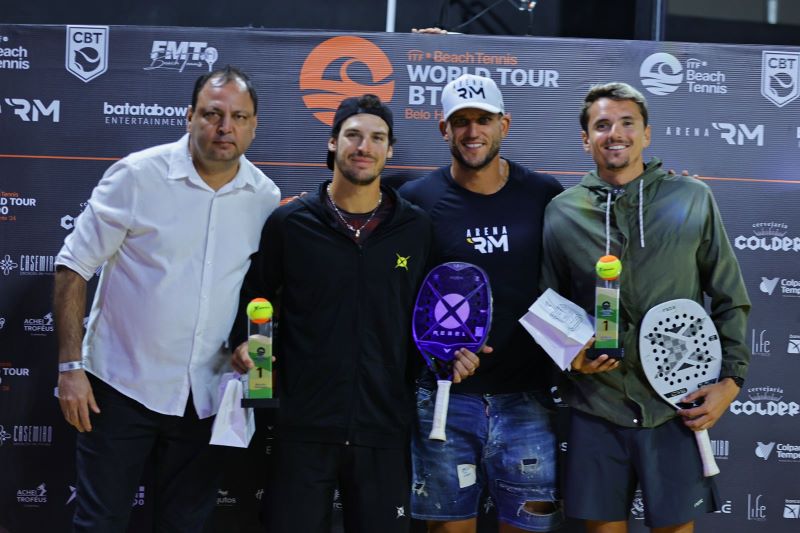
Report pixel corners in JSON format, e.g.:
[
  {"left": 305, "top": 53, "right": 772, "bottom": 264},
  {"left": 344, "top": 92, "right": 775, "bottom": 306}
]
[{"left": 441, "top": 74, "right": 505, "bottom": 121}]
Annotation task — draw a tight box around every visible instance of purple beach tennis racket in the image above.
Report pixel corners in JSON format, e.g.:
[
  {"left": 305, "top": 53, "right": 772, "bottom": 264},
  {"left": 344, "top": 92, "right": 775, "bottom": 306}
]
[
  {"left": 412, "top": 262, "right": 492, "bottom": 441},
  {"left": 640, "top": 298, "right": 722, "bottom": 477}
]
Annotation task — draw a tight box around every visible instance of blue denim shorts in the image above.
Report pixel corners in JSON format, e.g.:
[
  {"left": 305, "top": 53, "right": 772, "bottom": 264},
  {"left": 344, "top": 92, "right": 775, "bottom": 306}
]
[{"left": 411, "top": 388, "right": 563, "bottom": 531}]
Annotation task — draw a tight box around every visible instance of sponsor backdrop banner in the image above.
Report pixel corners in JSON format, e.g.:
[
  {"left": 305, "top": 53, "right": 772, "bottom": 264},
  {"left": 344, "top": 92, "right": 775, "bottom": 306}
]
[{"left": 1, "top": 24, "right": 799, "bottom": 532}]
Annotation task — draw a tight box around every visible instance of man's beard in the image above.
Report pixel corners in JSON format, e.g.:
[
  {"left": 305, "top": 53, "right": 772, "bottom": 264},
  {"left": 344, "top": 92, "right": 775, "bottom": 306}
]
[
  {"left": 336, "top": 151, "right": 383, "bottom": 186},
  {"left": 449, "top": 138, "right": 501, "bottom": 171}
]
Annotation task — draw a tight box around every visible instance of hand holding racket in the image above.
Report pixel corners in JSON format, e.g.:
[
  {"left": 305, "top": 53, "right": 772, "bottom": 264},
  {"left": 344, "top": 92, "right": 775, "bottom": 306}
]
[
  {"left": 639, "top": 298, "right": 721, "bottom": 477},
  {"left": 412, "top": 262, "right": 492, "bottom": 441}
]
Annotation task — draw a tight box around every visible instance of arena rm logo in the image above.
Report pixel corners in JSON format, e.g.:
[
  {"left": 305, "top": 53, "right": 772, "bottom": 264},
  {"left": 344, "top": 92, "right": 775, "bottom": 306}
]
[
  {"left": 466, "top": 226, "right": 509, "bottom": 254},
  {"left": 1, "top": 98, "right": 60, "bottom": 122},
  {"left": 711, "top": 123, "right": 763, "bottom": 146},
  {"left": 747, "top": 494, "right": 767, "bottom": 521},
  {"left": 762, "top": 51, "right": 800, "bottom": 107},
  {"left": 65, "top": 25, "right": 108, "bottom": 82},
  {"left": 640, "top": 52, "right": 728, "bottom": 96}
]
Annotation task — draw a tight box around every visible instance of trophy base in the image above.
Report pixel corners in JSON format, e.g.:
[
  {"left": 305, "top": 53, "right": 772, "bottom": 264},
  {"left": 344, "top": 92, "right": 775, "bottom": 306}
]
[
  {"left": 585, "top": 347, "right": 624, "bottom": 360},
  {"left": 241, "top": 398, "right": 280, "bottom": 408}
]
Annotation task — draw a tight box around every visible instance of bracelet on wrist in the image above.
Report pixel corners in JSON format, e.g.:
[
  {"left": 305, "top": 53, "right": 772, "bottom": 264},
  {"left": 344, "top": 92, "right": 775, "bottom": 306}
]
[{"left": 58, "top": 361, "right": 85, "bottom": 373}]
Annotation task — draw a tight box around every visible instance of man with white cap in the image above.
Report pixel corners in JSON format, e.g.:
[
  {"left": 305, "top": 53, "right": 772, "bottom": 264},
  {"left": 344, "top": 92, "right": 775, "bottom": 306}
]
[{"left": 399, "top": 74, "right": 564, "bottom": 532}]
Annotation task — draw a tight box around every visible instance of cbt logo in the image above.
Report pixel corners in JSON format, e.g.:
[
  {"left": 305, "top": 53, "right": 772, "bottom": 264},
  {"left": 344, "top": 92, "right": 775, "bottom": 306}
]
[
  {"left": 0, "top": 99, "right": 60, "bottom": 122},
  {"left": 145, "top": 41, "right": 218, "bottom": 72},
  {"left": 640, "top": 52, "right": 727, "bottom": 96},
  {"left": 65, "top": 25, "right": 108, "bottom": 82},
  {"left": 762, "top": 51, "right": 800, "bottom": 108},
  {"left": 300, "top": 36, "right": 394, "bottom": 126}
]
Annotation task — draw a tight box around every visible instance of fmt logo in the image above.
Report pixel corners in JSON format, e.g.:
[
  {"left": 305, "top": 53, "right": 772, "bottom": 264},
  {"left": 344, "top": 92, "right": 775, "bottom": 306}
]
[
  {"left": 762, "top": 51, "right": 800, "bottom": 107},
  {"left": 65, "top": 25, "right": 108, "bottom": 82},
  {"left": 711, "top": 123, "right": 763, "bottom": 146},
  {"left": 747, "top": 494, "right": 767, "bottom": 522},
  {"left": 299, "top": 36, "right": 394, "bottom": 126},
  {"left": 145, "top": 41, "right": 218, "bottom": 72},
  {"left": 640, "top": 52, "right": 728, "bottom": 96},
  {"left": 755, "top": 441, "right": 776, "bottom": 460},
  {"left": 466, "top": 226, "right": 509, "bottom": 254},
  {"left": 1, "top": 98, "right": 60, "bottom": 122}
]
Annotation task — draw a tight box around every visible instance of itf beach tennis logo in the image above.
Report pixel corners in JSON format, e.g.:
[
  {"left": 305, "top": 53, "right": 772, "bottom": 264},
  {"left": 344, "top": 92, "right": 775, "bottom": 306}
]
[
  {"left": 299, "top": 36, "right": 394, "bottom": 126},
  {"left": 640, "top": 53, "right": 683, "bottom": 95},
  {"left": 640, "top": 52, "right": 728, "bottom": 96},
  {"left": 762, "top": 51, "right": 800, "bottom": 108},
  {"left": 65, "top": 25, "right": 109, "bottom": 83}
]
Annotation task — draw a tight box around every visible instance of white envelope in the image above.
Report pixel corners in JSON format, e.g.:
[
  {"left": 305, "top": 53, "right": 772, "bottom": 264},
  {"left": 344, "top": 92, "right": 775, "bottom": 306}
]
[{"left": 519, "top": 288, "right": 595, "bottom": 370}]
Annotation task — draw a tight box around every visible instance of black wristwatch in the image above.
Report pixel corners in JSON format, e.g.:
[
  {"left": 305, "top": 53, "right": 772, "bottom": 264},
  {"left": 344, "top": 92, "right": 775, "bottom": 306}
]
[{"left": 722, "top": 376, "right": 744, "bottom": 388}]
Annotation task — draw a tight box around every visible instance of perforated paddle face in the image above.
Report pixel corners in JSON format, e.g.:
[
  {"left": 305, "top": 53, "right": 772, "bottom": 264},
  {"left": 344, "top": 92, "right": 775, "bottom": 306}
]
[
  {"left": 639, "top": 299, "right": 722, "bottom": 407},
  {"left": 413, "top": 262, "right": 492, "bottom": 379}
]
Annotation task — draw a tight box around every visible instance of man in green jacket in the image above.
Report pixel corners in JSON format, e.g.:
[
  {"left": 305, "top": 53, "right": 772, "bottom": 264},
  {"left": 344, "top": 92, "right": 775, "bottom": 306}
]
[{"left": 541, "top": 82, "right": 750, "bottom": 533}]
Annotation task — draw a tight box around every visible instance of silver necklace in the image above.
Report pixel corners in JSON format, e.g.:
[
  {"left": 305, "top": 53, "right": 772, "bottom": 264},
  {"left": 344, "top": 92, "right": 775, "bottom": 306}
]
[{"left": 326, "top": 184, "right": 383, "bottom": 239}]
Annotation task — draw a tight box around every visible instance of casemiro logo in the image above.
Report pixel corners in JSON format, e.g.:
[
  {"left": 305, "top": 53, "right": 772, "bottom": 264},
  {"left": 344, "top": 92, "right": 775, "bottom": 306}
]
[
  {"left": 640, "top": 53, "right": 728, "bottom": 96},
  {"left": 104, "top": 102, "right": 188, "bottom": 126}
]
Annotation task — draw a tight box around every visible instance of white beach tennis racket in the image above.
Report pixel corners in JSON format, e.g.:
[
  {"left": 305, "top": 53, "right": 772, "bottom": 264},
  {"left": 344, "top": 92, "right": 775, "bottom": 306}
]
[{"left": 639, "top": 298, "right": 721, "bottom": 477}]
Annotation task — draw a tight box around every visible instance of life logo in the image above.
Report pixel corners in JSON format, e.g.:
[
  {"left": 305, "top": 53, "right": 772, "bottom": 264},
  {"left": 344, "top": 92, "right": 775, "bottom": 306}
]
[
  {"left": 299, "top": 36, "right": 394, "bottom": 126},
  {"left": 640, "top": 52, "right": 727, "bottom": 96},
  {"left": 65, "top": 25, "right": 109, "bottom": 83},
  {"left": 762, "top": 51, "right": 800, "bottom": 108}
]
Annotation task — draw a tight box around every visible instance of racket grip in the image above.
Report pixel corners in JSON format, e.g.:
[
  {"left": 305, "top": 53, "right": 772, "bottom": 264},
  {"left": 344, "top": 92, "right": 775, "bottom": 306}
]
[
  {"left": 695, "top": 429, "right": 720, "bottom": 477},
  {"left": 428, "top": 380, "right": 452, "bottom": 441}
]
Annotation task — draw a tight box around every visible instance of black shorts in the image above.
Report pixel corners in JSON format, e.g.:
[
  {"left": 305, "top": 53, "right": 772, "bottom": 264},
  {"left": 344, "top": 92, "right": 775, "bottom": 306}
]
[
  {"left": 564, "top": 409, "right": 719, "bottom": 528},
  {"left": 267, "top": 440, "right": 411, "bottom": 533}
]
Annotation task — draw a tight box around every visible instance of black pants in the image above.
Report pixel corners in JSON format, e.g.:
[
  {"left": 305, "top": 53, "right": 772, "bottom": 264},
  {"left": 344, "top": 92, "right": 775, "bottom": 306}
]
[
  {"left": 267, "top": 439, "right": 412, "bottom": 533},
  {"left": 73, "top": 374, "right": 225, "bottom": 533}
]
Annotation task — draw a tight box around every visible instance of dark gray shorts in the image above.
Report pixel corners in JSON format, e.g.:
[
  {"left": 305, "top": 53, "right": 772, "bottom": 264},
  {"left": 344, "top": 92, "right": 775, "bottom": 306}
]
[{"left": 564, "top": 409, "right": 719, "bottom": 528}]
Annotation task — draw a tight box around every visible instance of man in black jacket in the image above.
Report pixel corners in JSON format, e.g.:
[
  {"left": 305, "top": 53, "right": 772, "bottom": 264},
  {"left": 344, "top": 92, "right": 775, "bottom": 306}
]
[{"left": 232, "top": 94, "right": 479, "bottom": 532}]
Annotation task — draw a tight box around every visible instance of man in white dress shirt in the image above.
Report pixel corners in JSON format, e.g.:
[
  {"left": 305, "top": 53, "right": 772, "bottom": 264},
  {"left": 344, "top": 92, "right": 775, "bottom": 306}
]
[{"left": 53, "top": 66, "right": 280, "bottom": 532}]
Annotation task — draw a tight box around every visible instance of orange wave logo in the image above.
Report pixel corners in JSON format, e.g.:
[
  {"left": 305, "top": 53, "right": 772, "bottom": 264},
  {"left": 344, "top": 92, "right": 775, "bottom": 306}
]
[{"left": 300, "top": 36, "right": 395, "bottom": 126}]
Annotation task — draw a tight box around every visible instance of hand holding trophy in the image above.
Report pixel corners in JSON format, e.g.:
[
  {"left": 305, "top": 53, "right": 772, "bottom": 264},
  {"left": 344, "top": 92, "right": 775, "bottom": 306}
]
[{"left": 241, "top": 298, "right": 279, "bottom": 408}]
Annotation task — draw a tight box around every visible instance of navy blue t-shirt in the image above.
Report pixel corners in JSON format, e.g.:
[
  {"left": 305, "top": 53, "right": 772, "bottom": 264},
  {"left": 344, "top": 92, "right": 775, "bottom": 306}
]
[{"left": 399, "top": 160, "right": 563, "bottom": 394}]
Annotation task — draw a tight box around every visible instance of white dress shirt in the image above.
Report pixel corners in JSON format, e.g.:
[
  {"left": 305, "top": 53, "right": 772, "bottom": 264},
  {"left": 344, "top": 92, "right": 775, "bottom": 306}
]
[{"left": 56, "top": 134, "right": 280, "bottom": 417}]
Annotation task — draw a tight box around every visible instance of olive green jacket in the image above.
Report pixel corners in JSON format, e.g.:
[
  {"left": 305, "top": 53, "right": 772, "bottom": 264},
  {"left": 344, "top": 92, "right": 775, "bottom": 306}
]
[{"left": 541, "top": 158, "right": 750, "bottom": 428}]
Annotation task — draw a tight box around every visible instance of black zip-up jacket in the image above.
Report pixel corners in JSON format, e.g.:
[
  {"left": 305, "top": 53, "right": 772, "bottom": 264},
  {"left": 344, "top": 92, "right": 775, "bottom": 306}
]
[{"left": 237, "top": 181, "right": 432, "bottom": 448}]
